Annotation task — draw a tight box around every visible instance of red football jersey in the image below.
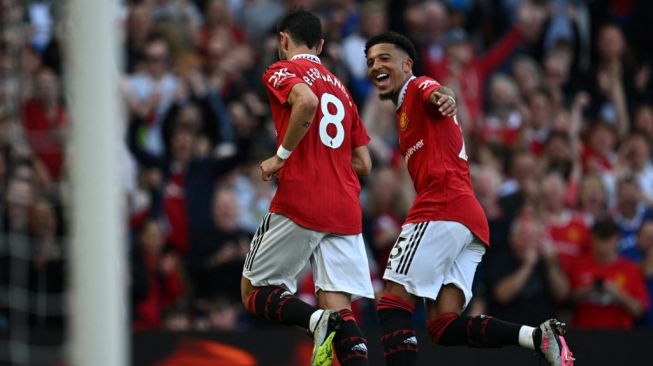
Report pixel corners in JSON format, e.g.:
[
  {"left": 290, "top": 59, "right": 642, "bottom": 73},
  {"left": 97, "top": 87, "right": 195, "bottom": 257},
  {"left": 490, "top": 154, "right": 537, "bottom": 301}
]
[
  {"left": 569, "top": 256, "right": 650, "bottom": 329},
  {"left": 395, "top": 76, "right": 489, "bottom": 245},
  {"left": 263, "top": 54, "right": 370, "bottom": 234},
  {"left": 545, "top": 211, "right": 592, "bottom": 274}
]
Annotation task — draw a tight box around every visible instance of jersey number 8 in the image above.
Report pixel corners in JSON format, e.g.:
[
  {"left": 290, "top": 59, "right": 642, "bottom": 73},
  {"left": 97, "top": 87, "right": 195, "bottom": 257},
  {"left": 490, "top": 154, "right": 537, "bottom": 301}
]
[{"left": 319, "top": 93, "right": 345, "bottom": 149}]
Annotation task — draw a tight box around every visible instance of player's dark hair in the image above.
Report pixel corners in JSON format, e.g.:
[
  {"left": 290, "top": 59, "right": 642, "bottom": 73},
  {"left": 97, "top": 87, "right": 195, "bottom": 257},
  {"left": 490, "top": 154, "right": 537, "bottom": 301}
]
[
  {"left": 364, "top": 31, "right": 418, "bottom": 61},
  {"left": 276, "top": 8, "right": 322, "bottom": 49},
  {"left": 591, "top": 219, "right": 621, "bottom": 239}
]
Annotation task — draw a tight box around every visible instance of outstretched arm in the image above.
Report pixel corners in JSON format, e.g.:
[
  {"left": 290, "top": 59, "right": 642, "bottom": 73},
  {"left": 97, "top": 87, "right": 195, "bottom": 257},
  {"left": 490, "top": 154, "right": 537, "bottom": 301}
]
[
  {"left": 428, "top": 86, "right": 457, "bottom": 117},
  {"left": 260, "top": 82, "right": 318, "bottom": 180}
]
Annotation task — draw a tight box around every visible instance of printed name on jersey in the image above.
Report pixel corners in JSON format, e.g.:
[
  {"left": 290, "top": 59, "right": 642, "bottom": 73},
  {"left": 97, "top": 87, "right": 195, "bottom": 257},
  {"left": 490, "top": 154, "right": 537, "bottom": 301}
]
[
  {"left": 268, "top": 67, "right": 296, "bottom": 88},
  {"left": 399, "top": 111, "right": 409, "bottom": 130},
  {"left": 301, "top": 67, "right": 351, "bottom": 104},
  {"left": 418, "top": 79, "right": 437, "bottom": 91},
  {"left": 404, "top": 139, "right": 424, "bottom": 163}
]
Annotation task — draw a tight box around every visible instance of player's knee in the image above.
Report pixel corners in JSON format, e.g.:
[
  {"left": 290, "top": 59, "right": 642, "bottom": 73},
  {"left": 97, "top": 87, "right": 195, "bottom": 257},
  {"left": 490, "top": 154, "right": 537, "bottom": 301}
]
[
  {"left": 317, "top": 290, "right": 351, "bottom": 310},
  {"left": 383, "top": 282, "right": 414, "bottom": 304}
]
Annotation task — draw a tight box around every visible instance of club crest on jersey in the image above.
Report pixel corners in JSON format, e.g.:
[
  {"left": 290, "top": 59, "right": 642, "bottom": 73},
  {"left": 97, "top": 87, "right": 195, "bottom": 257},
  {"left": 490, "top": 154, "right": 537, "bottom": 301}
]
[
  {"left": 399, "top": 111, "right": 409, "bottom": 130},
  {"left": 268, "top": 68, "right": 296, "bottom": 88}
]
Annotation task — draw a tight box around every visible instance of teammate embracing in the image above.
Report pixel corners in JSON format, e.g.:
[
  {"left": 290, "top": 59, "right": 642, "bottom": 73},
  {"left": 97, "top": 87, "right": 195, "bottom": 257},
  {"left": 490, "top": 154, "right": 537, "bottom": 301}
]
[
  {"left": 241, "top": 9, "right": 374, "bottom": 366},
  {"left": 365, "top": 31, "right": 574, "bottom": 366}
]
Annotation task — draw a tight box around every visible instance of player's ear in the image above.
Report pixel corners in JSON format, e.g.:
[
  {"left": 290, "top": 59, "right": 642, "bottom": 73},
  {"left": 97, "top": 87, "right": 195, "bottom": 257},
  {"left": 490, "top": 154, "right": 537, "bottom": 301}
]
[
  {"left": 279, "top": 32, "right": 289, "bottom": 50},
  {"left": 402, "top": 57, "right": 414, "bottom": 73},
  {"left": 315, "top": 39, "right": 325, "bottom": 55}
]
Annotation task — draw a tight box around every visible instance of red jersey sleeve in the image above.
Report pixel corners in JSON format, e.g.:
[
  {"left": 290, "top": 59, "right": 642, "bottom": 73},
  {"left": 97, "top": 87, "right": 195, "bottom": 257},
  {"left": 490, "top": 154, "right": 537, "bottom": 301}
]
[
  {"left": 262, "top": 61, "right": 304, "bottom": 104},
  {"left": 414, "top": 76, "right": 442, "bottom": 105},
  {"left": 350, "top": 109, "right": 371, "bottom": 149}
]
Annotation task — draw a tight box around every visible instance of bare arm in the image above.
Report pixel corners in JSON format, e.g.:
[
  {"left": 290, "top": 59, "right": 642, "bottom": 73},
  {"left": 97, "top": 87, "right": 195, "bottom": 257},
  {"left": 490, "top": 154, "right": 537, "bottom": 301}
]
[
  {"left": 542, "top": 253, "right": 571, "bottom": 302},
  {"left": 428, "top": 86, "right": 457, "bottom": 117},
  {"left": 352, "top": 145, "right": 372, "bottom": 176},
  {"left": 260, "top": 83, "right": 318, "bottom": 180},
  {"left": 493, "top": 252, "right": 537, "bottom": 304},
  {"left": 493, "top": 263, "right": 536, "bottom": 304},
  {"left": 604, "top": 281, "right": 646, "bottom": 317}
]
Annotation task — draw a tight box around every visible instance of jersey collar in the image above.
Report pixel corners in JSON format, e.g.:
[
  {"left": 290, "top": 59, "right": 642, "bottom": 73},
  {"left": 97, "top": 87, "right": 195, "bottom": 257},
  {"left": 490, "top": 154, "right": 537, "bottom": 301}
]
[
  {"left": 290, "top": 54, "right": 321, "bottom": 64},
  {"left": 396, "top": 76, "right": 416, "bottom": 111}
]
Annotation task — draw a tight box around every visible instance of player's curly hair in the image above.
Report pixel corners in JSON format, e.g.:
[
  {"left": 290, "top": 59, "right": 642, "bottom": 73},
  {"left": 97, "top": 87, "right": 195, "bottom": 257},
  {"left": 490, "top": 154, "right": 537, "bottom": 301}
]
[
  {"left": 364, "top": 31, "right": 418, "bottom": 61},
  {"left": 277, "top": 8, "right": 322, "bottom": 49}
]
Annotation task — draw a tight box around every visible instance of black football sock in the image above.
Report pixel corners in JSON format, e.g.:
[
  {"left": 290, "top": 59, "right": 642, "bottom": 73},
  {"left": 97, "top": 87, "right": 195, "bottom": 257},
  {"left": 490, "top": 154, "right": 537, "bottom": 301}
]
[
  {"left": 377, "top": 294, "right": 419, "bottom": 366},
  {"left": 333, "top": 308, "right": 369, "bottom": 366},
  {"left": 427, "top": 312, "right": 521, "bottom": 348},
  {"left": 245, "top": 286, "right": 316, "bottom": 329}
]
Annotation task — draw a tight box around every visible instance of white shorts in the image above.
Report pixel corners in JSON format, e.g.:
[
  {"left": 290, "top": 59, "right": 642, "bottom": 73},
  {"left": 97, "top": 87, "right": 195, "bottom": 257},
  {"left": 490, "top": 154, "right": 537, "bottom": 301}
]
[
  {"left": 383, "top": 220, "right": 486, "bottom": 309},
  {"left": 242, "top": 213, "right": 375, "bottom": 300}
]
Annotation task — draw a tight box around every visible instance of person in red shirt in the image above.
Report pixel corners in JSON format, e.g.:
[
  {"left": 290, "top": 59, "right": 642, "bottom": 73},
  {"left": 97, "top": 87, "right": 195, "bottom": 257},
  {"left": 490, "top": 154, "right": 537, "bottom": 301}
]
[
  {"left": 239, "top": 10, "right": 373, "bottom": 366},
  {"left": 540, "top": 172, "right": 592, "bottom": 274},
  {"left": 21, "top": 67, "right": 67, "bottom": 181},
  {"left": 365, "top": 32, "right": 573, "bottom": 366},
  {"left": 569, "top": 219, "right": 650, "bottom": 329}
]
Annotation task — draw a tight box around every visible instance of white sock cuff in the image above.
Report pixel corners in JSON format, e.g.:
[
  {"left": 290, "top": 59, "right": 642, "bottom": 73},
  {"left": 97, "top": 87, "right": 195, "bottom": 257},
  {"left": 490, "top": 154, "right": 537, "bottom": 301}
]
[{"left": 518, "top": 325, "right": 536, "bottom": 350}]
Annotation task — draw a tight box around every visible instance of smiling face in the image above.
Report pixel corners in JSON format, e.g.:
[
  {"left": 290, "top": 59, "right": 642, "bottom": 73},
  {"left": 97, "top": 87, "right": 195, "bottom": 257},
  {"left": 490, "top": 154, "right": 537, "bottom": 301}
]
[{"left": 366, "top": 43, "right": 413, "bottom": 103}]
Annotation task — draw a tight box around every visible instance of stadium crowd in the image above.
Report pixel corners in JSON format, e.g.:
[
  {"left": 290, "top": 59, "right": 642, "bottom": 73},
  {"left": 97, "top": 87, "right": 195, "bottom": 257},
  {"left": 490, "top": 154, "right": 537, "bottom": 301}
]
[{"left": 1, "top": 0, "right": 653, "bottom": 336}]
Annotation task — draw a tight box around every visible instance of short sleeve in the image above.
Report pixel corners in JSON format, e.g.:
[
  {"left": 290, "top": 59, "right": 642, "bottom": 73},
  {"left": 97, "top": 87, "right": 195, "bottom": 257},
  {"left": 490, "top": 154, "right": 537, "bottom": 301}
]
[
  {"left": 262, "top": 61, "right": 304, "bottom": 104},
  {"left": 414, "top": 76, "right": 442, "bottom": 105},
  {"left": 350, "top": 107, "right": 370, "bottom": 148}
]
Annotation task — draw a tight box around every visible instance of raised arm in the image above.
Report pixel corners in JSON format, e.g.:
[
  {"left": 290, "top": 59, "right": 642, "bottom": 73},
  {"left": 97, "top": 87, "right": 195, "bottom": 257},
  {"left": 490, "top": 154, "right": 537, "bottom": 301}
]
[{"left": 260, "top": 82, "right": 318, "bottom": 180}]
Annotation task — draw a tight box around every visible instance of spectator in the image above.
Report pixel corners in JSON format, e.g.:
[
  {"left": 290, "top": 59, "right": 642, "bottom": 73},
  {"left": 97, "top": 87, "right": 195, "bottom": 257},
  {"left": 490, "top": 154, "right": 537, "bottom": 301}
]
[
  {"left": 569, "top": 219, "right": 649, "bottom": 329},
  {"left": 186, "top": 188, "right": 249, "bottom": 326},
  {"left": 341, "top": 1, "right": 387, "bottom": 103},
  {"left": 577, "top": 174, "right": 609, "bottom": 226},
  {"left": 132, "top": 219, "right": 185, "bottom": 330},
  {"left": 485, "top": 214, "right": 569, "bottom": 325},
  {"left": 27, "top": 197, "right": 64, "bottom": 328},
  {"left": 20, "top": 67, "right": 66, "bottom": 182},
  {"left": 363, "top": 166, "right": 403, "bottom": 268},
  {"left": 480, "top": 73, "right": 524, "bottom": 151},
  {"left": 636, "top": 220, "right": 653, "bottom": 327},
  {"left": 540, "top": 172, "right": 592, "bottom": 273},
  {"left": 612, "top": 176, "right": 653, "bottom": 261},
  {"left": 498, "top": 150, "right": 538, "bottom": 219},
  {"left": 619, "top": 132, "right": 653, "bottom": 203},
  {"left": 123, "top": 34, "right": 183, "bottom": 157}
]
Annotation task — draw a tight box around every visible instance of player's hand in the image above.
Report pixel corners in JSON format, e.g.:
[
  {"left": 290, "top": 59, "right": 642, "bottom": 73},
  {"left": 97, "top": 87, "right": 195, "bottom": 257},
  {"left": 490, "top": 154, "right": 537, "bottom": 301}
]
[
  {"left": 260, "top": 155, "right": 285, "bottom": 181},
  {"left": 432, "top": 90, "right": 457, "bottom": 117}
]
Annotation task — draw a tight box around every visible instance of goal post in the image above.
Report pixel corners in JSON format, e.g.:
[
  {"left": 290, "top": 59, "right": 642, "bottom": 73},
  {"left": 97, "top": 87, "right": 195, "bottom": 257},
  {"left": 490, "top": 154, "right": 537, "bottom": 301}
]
[{"left": 67, "top": 0, "right": 126, "bottom": 365}]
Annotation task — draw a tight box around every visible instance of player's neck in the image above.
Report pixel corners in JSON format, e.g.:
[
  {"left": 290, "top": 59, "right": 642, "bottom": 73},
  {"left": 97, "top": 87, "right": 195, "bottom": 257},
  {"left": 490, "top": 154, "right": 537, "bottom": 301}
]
[{"left": 286, "top": 47, "right": 318, "bottom": 61}]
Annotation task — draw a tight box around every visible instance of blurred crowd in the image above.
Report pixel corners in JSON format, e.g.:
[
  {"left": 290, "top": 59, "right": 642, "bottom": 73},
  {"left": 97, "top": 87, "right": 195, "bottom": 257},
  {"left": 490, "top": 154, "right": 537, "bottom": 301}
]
[{"left": 1, "top": 0, "right": 653, "bottom": 335}]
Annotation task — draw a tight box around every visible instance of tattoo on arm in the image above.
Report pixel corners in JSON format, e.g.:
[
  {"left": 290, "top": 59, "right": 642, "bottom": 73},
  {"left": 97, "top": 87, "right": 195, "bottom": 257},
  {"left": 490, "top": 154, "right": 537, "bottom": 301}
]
[{"left": 302, "top": 121, "right": 311, "bottom": 128}]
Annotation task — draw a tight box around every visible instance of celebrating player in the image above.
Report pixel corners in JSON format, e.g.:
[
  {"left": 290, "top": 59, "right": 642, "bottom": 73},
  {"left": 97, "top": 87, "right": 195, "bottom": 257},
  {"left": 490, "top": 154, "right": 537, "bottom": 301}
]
[
  {"left": 365, "top": 31, "right": 574, "bottom": 366},
  {"left": 241, "top": 9, "right": 374, "bottom": 366}
]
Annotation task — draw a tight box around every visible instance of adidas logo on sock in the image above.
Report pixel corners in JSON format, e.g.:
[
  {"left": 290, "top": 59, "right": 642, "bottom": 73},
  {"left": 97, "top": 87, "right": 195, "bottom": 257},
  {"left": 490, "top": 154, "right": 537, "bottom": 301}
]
[
  {"left": 403, "top": 336, "right": 418, "bottom": 345},
  {"left": 351, "top": 343, "right": 368, "bottom": 353}
]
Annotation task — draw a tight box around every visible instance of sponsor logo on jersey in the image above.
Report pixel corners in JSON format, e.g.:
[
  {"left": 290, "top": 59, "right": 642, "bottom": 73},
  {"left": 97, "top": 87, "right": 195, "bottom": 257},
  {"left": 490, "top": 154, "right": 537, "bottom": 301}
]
[
  {"left": 268, "top": 68, "right": 296, "bottom": 88},
  {"left": 404, "top": 139, "right": 424, "bottom": 164},
  {"left": 418, "top": 79, "right": 437, "bottom": 91},
  {"left": 399, "top": 111, "right": 409, "bottom": 130}
]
